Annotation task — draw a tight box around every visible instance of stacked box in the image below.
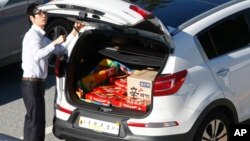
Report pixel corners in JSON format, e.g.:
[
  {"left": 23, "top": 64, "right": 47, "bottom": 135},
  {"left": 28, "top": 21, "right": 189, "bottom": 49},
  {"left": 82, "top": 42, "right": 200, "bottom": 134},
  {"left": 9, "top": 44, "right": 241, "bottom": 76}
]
[
  {"left": 85, "top": 84, "right": 127, "bottom": 106},
  {"left": 127, "top": 69, "right": 157, "bottom": 101}
]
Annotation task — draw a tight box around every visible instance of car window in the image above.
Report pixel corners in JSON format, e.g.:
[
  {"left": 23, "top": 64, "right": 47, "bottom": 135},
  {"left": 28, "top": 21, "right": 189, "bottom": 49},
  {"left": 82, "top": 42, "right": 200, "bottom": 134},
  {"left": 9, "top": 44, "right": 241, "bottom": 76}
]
[
  {"left": 133, "top": 0, "right": 230, "bottom": 28},
  {"left": 198, "top": 9, "right": 250, "bottom": 59}
]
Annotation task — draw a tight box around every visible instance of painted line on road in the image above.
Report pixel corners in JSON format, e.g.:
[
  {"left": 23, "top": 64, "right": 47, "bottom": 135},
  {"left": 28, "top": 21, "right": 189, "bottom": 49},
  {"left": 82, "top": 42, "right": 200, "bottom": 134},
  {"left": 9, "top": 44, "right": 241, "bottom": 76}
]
[
  {"left": 19, "top": 125, "right": 53, "bottom": 139},
  {"left": 45, "top": 126, "right": 53, "bottom": 135}
]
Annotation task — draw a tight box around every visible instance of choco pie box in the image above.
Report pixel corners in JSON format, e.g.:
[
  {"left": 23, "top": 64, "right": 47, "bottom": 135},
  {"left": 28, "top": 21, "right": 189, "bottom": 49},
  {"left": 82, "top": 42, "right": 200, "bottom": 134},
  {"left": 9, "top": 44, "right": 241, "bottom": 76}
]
[{"left": 127, "top": 69, "right": 157, "bottom": 101}]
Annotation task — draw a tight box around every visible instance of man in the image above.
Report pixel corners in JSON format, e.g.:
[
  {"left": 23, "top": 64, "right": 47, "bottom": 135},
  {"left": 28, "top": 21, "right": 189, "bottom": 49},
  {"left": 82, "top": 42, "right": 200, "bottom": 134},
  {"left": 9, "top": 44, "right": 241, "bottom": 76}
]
[{"left": 21, "top": 3, "right": 83, "bottom": 141}]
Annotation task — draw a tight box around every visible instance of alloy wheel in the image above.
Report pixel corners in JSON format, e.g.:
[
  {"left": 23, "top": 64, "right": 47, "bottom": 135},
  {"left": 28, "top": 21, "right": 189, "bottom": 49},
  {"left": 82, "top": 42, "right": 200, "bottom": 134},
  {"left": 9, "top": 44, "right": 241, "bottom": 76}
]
[{"left": 201, "top": 119, "right": 228, "bottom": 141}]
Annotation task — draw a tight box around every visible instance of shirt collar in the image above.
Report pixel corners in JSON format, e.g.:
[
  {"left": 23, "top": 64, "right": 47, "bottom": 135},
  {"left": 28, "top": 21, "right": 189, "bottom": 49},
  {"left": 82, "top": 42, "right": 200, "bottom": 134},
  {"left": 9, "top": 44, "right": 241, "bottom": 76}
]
[{"left": 31, "top": 24, "right": 46, "bottom": 36}]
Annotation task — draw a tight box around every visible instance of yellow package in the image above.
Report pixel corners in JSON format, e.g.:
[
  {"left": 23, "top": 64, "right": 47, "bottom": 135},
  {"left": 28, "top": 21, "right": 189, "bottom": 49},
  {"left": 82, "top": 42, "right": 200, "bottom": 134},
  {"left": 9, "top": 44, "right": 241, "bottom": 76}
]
[{"left": 78, "top": 59, "right": 119, "bottom": 93}]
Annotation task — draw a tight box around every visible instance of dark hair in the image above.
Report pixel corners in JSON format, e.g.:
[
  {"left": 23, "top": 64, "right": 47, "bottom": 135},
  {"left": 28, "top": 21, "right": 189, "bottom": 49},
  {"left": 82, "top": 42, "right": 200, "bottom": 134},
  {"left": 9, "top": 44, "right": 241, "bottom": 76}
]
[{"left": 26, "top": 3, "right": 40, "bottom": 25}]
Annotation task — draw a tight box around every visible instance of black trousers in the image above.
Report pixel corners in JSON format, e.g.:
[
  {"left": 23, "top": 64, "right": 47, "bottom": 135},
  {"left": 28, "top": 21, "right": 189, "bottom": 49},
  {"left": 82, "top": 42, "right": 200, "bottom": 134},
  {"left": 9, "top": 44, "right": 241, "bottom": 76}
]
[{"left": 21, "top": 80, "right": 46, "bottom": 141}]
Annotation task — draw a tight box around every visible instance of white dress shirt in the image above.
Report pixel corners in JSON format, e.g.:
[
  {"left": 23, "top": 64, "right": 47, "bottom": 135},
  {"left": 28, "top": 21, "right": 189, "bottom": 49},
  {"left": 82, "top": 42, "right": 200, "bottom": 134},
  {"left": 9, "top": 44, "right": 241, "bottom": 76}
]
[{"left": 22, "top": 25, "right": 74, "bottom": 79}]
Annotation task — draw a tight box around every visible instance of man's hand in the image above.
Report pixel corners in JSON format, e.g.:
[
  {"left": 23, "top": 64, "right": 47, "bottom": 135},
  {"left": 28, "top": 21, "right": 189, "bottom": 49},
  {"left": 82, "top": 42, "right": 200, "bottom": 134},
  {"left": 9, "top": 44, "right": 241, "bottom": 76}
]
[
  {"left": 52, "top": 22, "right": 84, "bottom": 46},
  {"left": 71, "top": 22, "right": 85, "bottom": 36},
  {"left": 52, "top": 35, "right": 66, "bottom": 46}
]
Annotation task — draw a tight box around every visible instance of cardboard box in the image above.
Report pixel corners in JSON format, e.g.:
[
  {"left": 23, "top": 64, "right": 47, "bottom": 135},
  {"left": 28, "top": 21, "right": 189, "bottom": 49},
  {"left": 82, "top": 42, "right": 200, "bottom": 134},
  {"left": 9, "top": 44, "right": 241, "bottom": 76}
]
[{"left": 127, "top": 69, "right": 157, "bottom": 101}]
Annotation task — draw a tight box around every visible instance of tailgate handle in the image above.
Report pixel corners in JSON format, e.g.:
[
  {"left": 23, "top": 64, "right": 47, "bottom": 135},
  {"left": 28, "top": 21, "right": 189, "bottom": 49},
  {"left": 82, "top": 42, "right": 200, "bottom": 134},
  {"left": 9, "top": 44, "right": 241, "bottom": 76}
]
[
  {"left": 216, "top": 68, "right": 230, "bottom": 77},
  {"left": 79, "top": 11, "right": 87, "bottom": 20}
]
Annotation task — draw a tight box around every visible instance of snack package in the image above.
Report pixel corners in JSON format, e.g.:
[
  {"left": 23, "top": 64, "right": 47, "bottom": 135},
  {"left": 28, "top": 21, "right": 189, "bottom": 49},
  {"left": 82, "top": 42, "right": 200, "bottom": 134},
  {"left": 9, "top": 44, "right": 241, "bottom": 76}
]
[
  {"left": 93, "top": 85, "right": 126, "bottom": 97},
  {"left": 80, "top": 67, "right": 118, "bottom": 92},
  {"left": 85, "top": 92, "right": 114, "bottom": 105},
  {"left": 111, "top": 96, "right": 150, "bottom": 112},
  {"left": 110, "top": 75, "right": 127, "bottom": 89},
  {"left": 78, "top": 59, "right": 119, "bottom": 93},
  {"left": 77, "top": 58, "right": 134, "bottom": 95},
  {"left": 122, "top": 97, "right": 150, "bottom": 112}
]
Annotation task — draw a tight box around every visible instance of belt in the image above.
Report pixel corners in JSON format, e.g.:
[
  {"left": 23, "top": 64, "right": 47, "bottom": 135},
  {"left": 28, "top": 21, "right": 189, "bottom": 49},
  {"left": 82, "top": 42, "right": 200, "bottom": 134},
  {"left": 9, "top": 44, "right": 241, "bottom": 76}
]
[{"left": 22, "top": 77, "right": 46, "bottom": 82}]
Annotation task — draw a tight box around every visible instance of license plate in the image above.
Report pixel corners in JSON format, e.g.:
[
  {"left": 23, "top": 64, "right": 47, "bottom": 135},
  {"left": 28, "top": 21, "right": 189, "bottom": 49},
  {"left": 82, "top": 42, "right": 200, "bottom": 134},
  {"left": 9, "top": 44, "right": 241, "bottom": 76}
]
[{"left": 78, "top": 116, "right": 120, "bottom": 135}]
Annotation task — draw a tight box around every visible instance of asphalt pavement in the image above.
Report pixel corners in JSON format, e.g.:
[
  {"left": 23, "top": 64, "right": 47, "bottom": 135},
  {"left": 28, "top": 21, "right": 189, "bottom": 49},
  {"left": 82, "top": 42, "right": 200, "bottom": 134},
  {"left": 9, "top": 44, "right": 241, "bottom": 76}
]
[{"left": 0, "top": 62, "right": 61, "bottom": 141}]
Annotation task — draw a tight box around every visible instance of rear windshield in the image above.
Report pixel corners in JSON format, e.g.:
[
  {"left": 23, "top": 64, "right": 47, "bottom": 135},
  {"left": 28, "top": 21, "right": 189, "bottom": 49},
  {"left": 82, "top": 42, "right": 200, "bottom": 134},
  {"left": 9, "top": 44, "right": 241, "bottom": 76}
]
[{"left": 133, "top": 0, "right": 231, "bottom": 28}]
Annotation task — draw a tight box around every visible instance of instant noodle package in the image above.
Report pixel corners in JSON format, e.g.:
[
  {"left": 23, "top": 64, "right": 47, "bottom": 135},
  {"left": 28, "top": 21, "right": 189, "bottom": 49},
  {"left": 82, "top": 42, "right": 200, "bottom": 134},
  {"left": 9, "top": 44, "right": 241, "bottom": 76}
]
[{"left": 77, "top": 58, "right": 155, "bottom": 112}]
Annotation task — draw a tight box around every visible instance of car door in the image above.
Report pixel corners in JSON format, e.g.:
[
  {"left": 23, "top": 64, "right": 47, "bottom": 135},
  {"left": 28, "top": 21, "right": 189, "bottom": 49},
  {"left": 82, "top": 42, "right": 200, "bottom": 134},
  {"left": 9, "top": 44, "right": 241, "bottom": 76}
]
[
  {"left": 197, "top": 9, "right": 250, "bottom": 121},
  {"left": 0, "top": 0, "right": 31, "bottom": 62}
]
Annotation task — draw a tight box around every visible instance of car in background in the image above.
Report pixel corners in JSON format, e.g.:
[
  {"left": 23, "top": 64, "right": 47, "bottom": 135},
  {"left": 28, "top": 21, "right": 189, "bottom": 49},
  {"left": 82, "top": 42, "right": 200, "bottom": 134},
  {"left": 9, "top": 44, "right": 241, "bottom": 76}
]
[
  {"left": 39, "top": 0, "right": 250, "bottom": 141},
  {"left": 0, "top": 0, "right": 73, "bottom": 69}
]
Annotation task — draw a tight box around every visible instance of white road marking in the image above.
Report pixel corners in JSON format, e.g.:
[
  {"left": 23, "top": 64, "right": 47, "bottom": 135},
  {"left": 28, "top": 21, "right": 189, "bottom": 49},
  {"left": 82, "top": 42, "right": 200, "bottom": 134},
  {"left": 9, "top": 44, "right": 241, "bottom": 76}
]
[
  {"left": 19, "top": 125, "right": 53, "bottom": 139},
  {"left": 45, "top": 126, "right": 53, "bottom": 134}
]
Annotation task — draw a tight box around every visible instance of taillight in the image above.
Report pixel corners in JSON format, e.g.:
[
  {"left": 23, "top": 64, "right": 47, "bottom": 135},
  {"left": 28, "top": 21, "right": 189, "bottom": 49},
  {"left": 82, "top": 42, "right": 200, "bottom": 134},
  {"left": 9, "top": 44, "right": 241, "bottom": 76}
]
[
  {"left": 55, "top": 55, "right": 66, "bottom": 77},
  {"left": 153, "top": 70, "right": 188, "bottom": 96},
  {"left": 54, "top": 56, "right": 61, "bottom": 77},
  {"left": 129, "top": 5, "right": 153, "bottom": 19}
]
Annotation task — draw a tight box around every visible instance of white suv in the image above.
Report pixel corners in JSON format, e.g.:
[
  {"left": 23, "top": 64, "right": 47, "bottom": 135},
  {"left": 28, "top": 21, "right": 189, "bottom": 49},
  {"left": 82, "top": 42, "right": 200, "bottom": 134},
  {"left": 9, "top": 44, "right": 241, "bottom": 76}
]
[{"left": 40, "top": 0, "right": 250, "bottom": 141}]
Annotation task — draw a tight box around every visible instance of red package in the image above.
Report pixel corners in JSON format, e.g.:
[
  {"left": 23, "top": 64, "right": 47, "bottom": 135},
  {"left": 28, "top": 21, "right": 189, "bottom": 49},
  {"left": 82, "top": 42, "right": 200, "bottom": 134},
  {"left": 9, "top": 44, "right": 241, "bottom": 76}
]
[
  {"left": 114, "top": 78, "right": 127, "bottom": 89},
  {"left": 111, "top": 96, "right": 149, "bottom": 112},
  {"left": 89, "top": 90, "right": 103, "bottom": 95},
  {"left": 121, "top": 102, "right": 147, "bottom": 112},
  {"left": 85, "top": 92, "right": 114, "bottom": 105},
  {"left": 93, "top": 85, "right": 126, "bottom": 96},
  {"left": 124, "top": 97, "right": 151, "bottom": 106},
  {"left": 121, "top": 97, "right": 151, "bottom": 112},
  {"left": 111, "top": 95, "right": 127, "bottom": 107},
  {"left": 110, "top": 75, "right": 127, "bottom": 89},
  {"left": 111, "top": 98, "right": 123, "bottom": 107}
]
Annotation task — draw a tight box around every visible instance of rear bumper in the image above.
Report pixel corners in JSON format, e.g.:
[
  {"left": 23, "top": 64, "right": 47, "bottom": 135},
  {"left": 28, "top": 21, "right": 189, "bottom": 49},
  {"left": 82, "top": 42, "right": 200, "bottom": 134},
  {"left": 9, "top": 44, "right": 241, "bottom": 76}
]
[{"left": 53, "top": 117, "right": 192, "bottom": 141}]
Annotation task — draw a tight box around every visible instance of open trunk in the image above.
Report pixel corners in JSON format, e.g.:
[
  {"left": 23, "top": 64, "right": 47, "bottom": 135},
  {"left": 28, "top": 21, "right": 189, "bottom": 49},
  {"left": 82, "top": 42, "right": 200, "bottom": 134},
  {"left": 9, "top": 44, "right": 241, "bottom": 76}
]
[
  {"left": 40, "top": 0, "right": 173, "bottom": 116},
  {"left": 65, "top": 29, "right": 169, "bottom": 117}
]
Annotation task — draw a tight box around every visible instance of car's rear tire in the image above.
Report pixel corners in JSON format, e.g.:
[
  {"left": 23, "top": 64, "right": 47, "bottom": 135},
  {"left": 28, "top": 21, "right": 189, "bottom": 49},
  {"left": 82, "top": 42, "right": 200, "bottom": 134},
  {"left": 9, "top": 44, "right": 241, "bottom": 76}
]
[
  {"left": 45, "top": 19, "right": 72, "bottom": 73},
  {"left": 194, "top": 111, "right": 230, "bottom": 141}
]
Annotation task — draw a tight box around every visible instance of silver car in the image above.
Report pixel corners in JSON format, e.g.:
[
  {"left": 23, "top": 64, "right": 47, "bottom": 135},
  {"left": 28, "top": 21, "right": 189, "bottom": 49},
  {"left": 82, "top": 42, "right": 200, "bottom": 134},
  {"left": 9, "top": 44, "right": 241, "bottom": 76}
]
[{"left": 0, "top": 0, "right": 72, "bottom": 68}]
